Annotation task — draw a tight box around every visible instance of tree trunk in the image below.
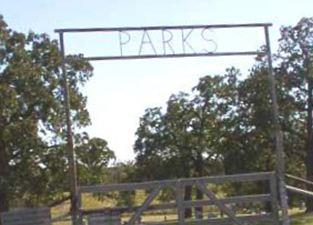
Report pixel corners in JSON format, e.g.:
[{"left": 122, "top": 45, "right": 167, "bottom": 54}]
[
  {"left": 0, "top": 140, "right": 9, "bottom": 214},
  {"left": 306, "top": 78, "right": 313, "bottom": 212}
]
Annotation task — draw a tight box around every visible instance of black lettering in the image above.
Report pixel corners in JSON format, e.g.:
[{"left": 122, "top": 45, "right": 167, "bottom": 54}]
[
  {"left": 181, "top": 29, "right": 196, "bottom": 53},
  {"left": 162, "top": 29, "right": 175, "bottom": 55},
  {"left": 119, "top": 31, "right": 130, "bottom": 56},
  {"left": 138, "top": 30, "right": 157, "bottom": 55},
  {"left": 201, "top": 28, "right": 217, "bottom": 53}
]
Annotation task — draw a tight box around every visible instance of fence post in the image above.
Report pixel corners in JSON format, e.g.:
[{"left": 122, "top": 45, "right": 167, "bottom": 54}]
[
  {"left": 176, "top": 180, "right": 184, "bottom": 225},
  {"left": 270, "top": 173, "right": 280, "bottom": 225},
  {"left": 77, "top": 188, "right": 83, "bottom": 225}
]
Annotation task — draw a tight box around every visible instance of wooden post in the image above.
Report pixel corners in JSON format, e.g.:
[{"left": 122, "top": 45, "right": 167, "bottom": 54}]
[
  {"left": 175, "top": 180, "right": 184, "bottom": 225},
  {"left": 264, "top": 26, "right": 290, "bottom": 225},
  {"left": 58, "top": 32, "right": 79, "bottom": 225},
  {"left": 270, "top": 173, "right": 280, "bottom": 225},
  {"left": 77, "top": 188, "right": 83, "bottom": 225}
]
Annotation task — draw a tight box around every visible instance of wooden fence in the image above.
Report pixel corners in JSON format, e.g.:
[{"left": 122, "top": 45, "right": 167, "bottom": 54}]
[
  {"left": 1, "top": 208, "right": 51, "bottom": 225},
  {"left": 286, "top": 174, "right": 313, "bottom": 198},
  {"left": 78, "top": 171, "right": 280, "bottom": 225}
]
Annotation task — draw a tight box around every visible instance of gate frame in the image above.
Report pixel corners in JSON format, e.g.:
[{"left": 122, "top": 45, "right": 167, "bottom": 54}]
[
  {"left": 55, "top": 23, "right": 289, "bottom": 225},
  {"left": 78, "top": 171, "right": 279, "bottom": 225}
]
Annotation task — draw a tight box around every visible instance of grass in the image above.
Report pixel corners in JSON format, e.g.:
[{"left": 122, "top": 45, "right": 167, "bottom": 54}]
[
  {"left": 52, "top": 204, "right": 313, "bottom": 225},
  {"left": 291, "top": 213, "right": 313, "bottom": 225},
  {"left": 50, "top": 212, "right": 313, "bottom": 225}
]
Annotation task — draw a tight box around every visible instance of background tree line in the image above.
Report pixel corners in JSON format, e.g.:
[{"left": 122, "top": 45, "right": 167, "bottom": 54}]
[
  {"left": 1, "top": 14, "right": 313, "bottom": 216},
  {"left": 0, "top": 15, "right": 115, "bottom": 213},
  {"left": 134, "top": 17, "right": 313, "bottom": 214}
]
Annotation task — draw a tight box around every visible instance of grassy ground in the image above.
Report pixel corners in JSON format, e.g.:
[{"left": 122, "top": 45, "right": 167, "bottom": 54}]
[
  {"left": 290, "top": 213, "right": 313, "bottom": 225},
  {"left": 53, "top": 205, "right": 313, "bottom": 225},
  {"left": 51, "top": 212, "right": 313, "bottom": 225}
]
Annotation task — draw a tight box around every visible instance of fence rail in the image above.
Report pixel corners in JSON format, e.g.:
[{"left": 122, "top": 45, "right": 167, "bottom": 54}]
[
  {"left": 79, "top": 172, "right": 274, "bottom": 193},
  {"left": 286, "top": 174, "right": 313, "bottom": 186},
  {"left": 78, "top": 171, "right": 279, "bottom": 225},
  {"left": 285, "top": 174, "right": 313, "bottom": 199},
  {"left": 0, "top": 172, "right": 279, "bottom": 225}
]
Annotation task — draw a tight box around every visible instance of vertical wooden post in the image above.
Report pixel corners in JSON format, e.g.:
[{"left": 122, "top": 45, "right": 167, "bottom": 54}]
[
  {"left": 264, "top": 26, "right": 289, "bottom": 225},
  {"left": 58, "top": 32, "right": 79, "bottom": 225},
  {"left": 270, "top": 173, "right": 280, "bottom": 225},
  {"left": 176, "top": 180, "right": 184, "bottom": 225},
  {"left": 77, "top": 188, "right": 83, "bottom": 225}
]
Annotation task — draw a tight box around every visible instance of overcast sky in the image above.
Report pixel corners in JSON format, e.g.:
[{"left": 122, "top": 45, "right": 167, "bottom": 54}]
[{"left": 2, "top": 0, "right": 313, "bottom": 161}]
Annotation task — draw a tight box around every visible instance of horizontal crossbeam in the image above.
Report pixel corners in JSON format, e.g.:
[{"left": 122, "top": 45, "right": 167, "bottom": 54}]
[
  {"left": 55, "top": 23, "right": 272, "bottom": 33},
  {"left": 286, "top": 185, "right": 313, "bottom": 198},
  {"left": 84, "top": 51, "right": 264, "bottom": 61},
  {"left": 79, "top": 172, "right": 274, "bottom": 193}
]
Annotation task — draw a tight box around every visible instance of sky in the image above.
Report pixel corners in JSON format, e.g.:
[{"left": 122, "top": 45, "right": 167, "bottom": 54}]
[{"left": 2, "top": 0, "right": 313, "bottom": 162}]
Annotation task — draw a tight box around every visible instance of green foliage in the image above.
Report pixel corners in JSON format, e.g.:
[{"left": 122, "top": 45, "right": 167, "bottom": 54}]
[
  {"left": 134, "top": 67, "right": 260, "bottom": 180},
  {"left": 277, "top": 17, "right": 313, "bottom": 211},
  {"left": 134, "top": 18, "right": 313, "bottom": 204},
  {"left": 0, "top": 15, "right": 114, "bottom": 211},
  {"left": 76, "top": 134, "right": 116, "bottom": 185}
]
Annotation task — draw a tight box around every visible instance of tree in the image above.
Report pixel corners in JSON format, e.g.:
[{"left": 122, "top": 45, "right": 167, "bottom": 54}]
[
  {"left": 0, "top": 15, "right": 113, "bottom": 212},
  {"left": 76, "top": 135, "right": 115, "bottom": 185},
  {"left": 134, "top": 69, "right": 242, "bottom": 217},
  {"left": 106, "top": 161, "right": 138, "bottom": 207},
  {"left": 277, "top": 17, "right": 313, "bottom": 211},
  {"left": 134, "top": 64, "right": 307, "bottom": 213},
  {"left": 134, "top": 17, "right": 313, "bottom": 216}
]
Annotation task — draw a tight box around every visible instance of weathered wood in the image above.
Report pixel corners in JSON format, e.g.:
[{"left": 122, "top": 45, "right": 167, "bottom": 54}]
[
  {"left": 192, "top": 214, "right": 273, "bottom": 225},
  {"left": 286, "top": 174, "right": 313, "bottom": 186},
  {"left": 78, "top": 172, "right": 277, "bottom": 225},
  {"left": 175, "top": 181, "right": 184, "bottom": 225},
  {"left": 1, "top": 208, "right": 51, "bottom": 225},
  {"left": 127, "top": 185, "right": 162, "bottom": 225},
  {"left": 80, "top": 193, "right": 271, "bottom": 216},
  {"left": 286, "top": 185, "right": 313, "bottom": 198},
  {"left": 88, "top": 212, "right": 121, "bottom": 225},
  {"left": 184, "top": 194, "right": 271, "bottom": 208},
  {"left": 196, "top": 181, "right": 245, "bottom": 225},
  {"left": 264, "top": 25, "right": 290, "bottom": 225},
  {"left": 80, "top": 180, "right": 171, "bottom": 193},
  {"left": 137, "top": 214, "right": 272, "bottom": 225},
  {"left": 77, "top": 190, "right": 83, "bottom": 225},
  {"left": 80, "top": 172, "right": 273, "bottom": 193},
  {"left": 270, "top": 173, "right": 280, "bottom": 225}
]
